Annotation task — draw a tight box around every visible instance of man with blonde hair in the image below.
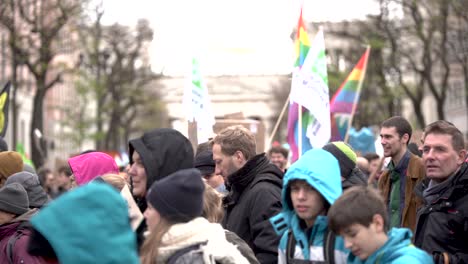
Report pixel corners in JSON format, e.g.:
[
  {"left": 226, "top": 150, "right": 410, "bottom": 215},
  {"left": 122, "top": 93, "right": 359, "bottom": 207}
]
[{"left": 212, "top": 125, "right": 283, "bottom": 264}]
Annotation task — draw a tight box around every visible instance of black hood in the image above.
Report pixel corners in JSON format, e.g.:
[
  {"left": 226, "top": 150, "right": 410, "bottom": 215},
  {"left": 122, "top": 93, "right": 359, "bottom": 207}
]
[
  {"left": 129, "top": 128, "right": 194, "bottom": 190},
  {"left": 342, "top": 167, "right": 368, "bottom": 190}
]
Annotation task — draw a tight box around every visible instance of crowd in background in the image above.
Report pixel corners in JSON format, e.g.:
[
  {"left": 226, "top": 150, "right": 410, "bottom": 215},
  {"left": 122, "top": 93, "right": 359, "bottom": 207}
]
[{"left": 0, "top": 116, "right": 467, "bottom": 264}]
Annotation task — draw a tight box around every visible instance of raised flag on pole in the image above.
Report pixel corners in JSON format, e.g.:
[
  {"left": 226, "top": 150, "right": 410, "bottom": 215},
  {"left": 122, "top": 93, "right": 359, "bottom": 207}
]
[
  {"left": 290, "top": 28, "right": 330, "bottom": 151},
  {"left": 287, "top": 7, "right": 314, "bottom": 163},
  {"left": 183, "top": 58, "right": 215, "bottom": 144},
  {"left": 330, "top": 47, "right": 370, "bottom": 141}
]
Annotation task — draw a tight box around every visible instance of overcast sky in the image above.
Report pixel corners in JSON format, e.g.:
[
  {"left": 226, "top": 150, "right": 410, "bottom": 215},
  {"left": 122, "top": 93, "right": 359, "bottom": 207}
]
[{"left": 97, "top": 0, "right": 379, "bottom": 75}]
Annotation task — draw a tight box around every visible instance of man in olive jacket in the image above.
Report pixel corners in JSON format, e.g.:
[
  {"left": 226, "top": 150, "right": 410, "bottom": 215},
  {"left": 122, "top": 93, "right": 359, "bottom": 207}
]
[{"left": 212, "top": 125, "right": 283, "bottom": 264}]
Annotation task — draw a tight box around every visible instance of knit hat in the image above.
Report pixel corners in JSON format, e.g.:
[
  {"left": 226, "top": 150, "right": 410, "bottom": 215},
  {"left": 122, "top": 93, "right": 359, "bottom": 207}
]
[
  {"left": 194, "top": 150, "right": 215, "bottom": 176},
  {"left": 6, "top": 171, "right": 49, "bottom": 208},
  {"left": 147, "top": 168, "right": 205, "bottom": 223},
  {"left": 323, "top": 141, "right": 357, "bottom": 179},
  {"left": 0, "top": 151, "right": 24, "bottom": 187},
  {"left": 68, "top": 152, "right": 119, "bottom": 186},
  {"left": 0, "top": 182, "right": 29, "bottom": 215}
]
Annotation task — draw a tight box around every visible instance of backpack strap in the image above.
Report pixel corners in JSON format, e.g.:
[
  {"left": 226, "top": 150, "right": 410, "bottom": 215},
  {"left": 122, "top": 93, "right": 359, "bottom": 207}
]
[
  {"left": 7, "top": 221, "right": 31, "bottom": 264},
  {"left": 167, "top": 242, "right": 206, "bottom": 264},
  {"left": 286, "top": 229, "right": 296, "bottom": 263},
  {"left": 323, "top": 227, "right": 336, "bottom": 264}
]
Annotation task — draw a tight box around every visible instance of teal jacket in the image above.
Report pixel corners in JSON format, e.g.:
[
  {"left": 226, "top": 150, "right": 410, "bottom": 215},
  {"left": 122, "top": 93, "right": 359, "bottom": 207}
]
[
  {"left": 348, "top": 228, "right": 433, "bottom": 264},
  {"left": 30, "top": 182, "right": 139, "bottom": 264},
  {"left": 269, "top": 149, "right": 348, "bottom": 263}
]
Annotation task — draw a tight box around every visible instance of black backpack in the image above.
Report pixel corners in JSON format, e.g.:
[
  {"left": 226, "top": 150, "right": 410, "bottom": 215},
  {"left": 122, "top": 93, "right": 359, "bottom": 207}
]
[{"left": 285, "top": 228, "right": 336, "bottom": 264}]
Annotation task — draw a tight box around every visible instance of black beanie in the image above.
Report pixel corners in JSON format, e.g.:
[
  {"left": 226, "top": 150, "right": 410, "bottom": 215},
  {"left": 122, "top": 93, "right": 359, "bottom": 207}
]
[
  {"left": 146, "top": 168, "right": 204, "bottom": 223},
  {"left": 194, "top": 151, "right": 215, "bottom": 176},
  {"left": 322, "top": 142, "right": 356, "bottom": 179}
]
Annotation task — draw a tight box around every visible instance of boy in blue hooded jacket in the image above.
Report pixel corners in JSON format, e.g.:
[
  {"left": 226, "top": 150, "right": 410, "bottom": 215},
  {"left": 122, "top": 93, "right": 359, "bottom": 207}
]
[
  {"left": 328, "top": 186, "right": 433, "bottom": 264},
  {"left": 270, "top": 149, "right": 348, "bottom": 263}
]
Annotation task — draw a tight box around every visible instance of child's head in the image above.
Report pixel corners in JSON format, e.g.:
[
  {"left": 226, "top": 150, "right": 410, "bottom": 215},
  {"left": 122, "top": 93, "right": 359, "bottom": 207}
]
[
  {"left": 328, "top": 186, "right": 389, "bottom": 260},
  {"left": 288, "top": 179, "right": 329, "bottom": 228}
]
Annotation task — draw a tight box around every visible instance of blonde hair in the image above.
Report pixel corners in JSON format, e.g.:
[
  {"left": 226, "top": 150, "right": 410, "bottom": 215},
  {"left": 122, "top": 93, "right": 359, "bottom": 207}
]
[
  {"left": 140, "top": 217, "right": 175, "bottom": 264},
  {"left": 202, "top": 183, "right": 224, "bottom": 223},
  {"left": 101, "top": 173, "right": 128, "bottom": 191}
]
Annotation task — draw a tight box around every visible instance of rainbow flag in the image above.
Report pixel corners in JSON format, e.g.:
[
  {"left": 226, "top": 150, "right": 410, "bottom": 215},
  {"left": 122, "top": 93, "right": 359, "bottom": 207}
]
[
  {"left": 330, "top": 48, "right": 370, "bottom": 141},
  {"left": 287, "top": 7, "right": 313, "bottom": 163}
]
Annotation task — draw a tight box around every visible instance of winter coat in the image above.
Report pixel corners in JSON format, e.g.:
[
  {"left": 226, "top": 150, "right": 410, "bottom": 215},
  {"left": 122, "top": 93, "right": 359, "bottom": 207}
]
[
  {"left": 414, "top": 162, "right": 468, "bottom": 263},
  {"left": 0, "top": 209, "right": 43, "bottom": 264},
  {"left": 29, "top": 182, "right": 139, "bottom": 264},
  {"left": 378, "top": 152, "right": 425, "bottom": 232},
  {"left": 270, "top": 149, "right": 348, "bottom": 264},
  {"left": 222, "top": 153, "right": 283, "bottom": 264},
  {"left": 348, "top": 228, "right": 433, "bottom": 264},
  {"left": 154, "top": 217, "right": 249, "bottom": 264},
  {"left": 129, "top": 128, "right": 194, "bottom": 248}
]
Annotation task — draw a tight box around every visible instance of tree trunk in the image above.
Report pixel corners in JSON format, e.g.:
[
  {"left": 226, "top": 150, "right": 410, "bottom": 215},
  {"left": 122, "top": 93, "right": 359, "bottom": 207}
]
[
  {"left": 30, "top": 81, "right": 46, "bottom": 168},
  {"left": 412, "top": 99, "right": 426, "bottom": 129}
]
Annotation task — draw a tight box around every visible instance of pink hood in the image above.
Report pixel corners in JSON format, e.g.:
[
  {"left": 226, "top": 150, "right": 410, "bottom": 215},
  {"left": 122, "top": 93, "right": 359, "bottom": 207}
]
[{"left": 68, "top": 152, "right": 119, "bottom": 186}]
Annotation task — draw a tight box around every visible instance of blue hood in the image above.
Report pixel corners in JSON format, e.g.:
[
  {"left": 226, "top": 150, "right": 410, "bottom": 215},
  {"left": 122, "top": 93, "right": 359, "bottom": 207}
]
[
  {"left": 270, "top": 149, "right": 342, "bottom": 236},
  {"left": 349, "top": 228, "right": 433, "bottom": 264},
  {"left": 30, "top": 182, "right": 139, "bottom": 264}
]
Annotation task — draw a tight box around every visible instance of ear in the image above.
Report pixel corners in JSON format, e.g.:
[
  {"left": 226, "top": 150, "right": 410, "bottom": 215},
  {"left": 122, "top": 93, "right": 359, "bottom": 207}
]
[
  {"left": 456, "top": 149, "right": 467, "bottom": 166},
  {"left": 371, "top": 214, "right": 385, "bottom": 233},
  {"left": 234, "top": 150, "right": 246, "bottom": 163},
  {"left": 402, "top": 133, "right": 410, "bottom": 145}
]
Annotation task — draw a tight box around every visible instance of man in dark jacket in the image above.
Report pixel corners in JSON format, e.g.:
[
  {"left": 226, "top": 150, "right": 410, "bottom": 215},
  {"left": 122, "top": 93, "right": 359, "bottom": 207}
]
[
  {"left": 128, "top": 128, "right": 194, "bottom": 247},
  {"left": 212, "top": 125, "right": 283, "bottom": 264},
  {"left": 414, "top": 120, "right": 468, "bottom": 263}
]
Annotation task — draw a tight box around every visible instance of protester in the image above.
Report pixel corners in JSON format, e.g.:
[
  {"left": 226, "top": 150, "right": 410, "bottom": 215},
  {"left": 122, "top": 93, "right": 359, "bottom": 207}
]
[
  {"left": 27, "top": 181, "right": 139, "bottom": 264},
  {"left": 128, "top": 128, "right": 194, "bottom": 247},
  {"left": 55, "top": 165, "right": 73, "bottom": 196},
  {"left": 364, "top": 153, "right": 381, "bottom": 178},
  {"left": 37, "top": 167, "right": 56, "bottom": 197},
  {"left": 356, "top": 156, "right": 370, "bottom": 176},
  {"left": 268, "top": 145, "right": 289, "bottom": 173},
  {"left": 328, "top": 186, "right": 433, "bottom": 263},
  {"left": 414, "top": 120, "right": 468, "bottom": 263},
  {"left": 195, "top": 150, "right": 227, "bottom": 194},
  {"left": 212, "top": 125, "right": 283, "bottom": 263},
  {"left": 269, "top": 149, "right": 348, "bottom": 263},
  {"left": 202, "top": 182, "right": 259, "bottom": 264},
  {"left": 0, "top": 151, "right": 24, "bottom": 188},
  {"left": 323, "top": 141, "right": 367, "bottom": 189},
  {"left": 378, "top": 116, "right": 425, "bottom": 232},
  {"left": 68, "top": 151, "right": 119, "bottom": 186},
  {"left": 140, "top": 168, "right": 249, "bottom": 264},
  {"left": 0, "top": 183, "right": 44, "bottom": 263},
  {"left": 5, "top": 171, "right": 48, "bottom": 209}
]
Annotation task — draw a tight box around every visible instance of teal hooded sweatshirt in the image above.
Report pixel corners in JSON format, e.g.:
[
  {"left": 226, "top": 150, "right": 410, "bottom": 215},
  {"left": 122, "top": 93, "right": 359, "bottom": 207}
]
[
  {"left": 30, "top": 182, "right": 139, "bottom": 264},
  {"left": 270, "top": 149, "right": 348, "bottom": 264},
  {"left": 348, "top": 228, "right": 433, "bottom": 264}
]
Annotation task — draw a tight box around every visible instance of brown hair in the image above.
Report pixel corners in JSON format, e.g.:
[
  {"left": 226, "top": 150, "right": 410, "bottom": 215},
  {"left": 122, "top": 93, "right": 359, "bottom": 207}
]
[
  {"left": 140, "top": 217, "right": 175, "bottom": 264},
  {"left": 101, "top": 173, "right": 128, "bottom": 191},
  {"left": 202, "top": 183, "right": 224, "bottom": 223},
  {"left": 424, "top": 120, "right": 465, "bottom": 151},
  {"left": 381, "top": 116, "right": 412, "bottom": 144},
  {"left": 328, "top": 186, "right": 388, "bottom": 234},
  {"left": 268, "top": 146, "right": 289, "bottom": 159},
  {"left": 212, "top": 125, "right": 256, "bottom": 160}
]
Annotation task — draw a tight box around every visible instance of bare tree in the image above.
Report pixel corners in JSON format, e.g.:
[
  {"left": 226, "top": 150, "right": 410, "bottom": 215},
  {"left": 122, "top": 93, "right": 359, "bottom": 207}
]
[{"left": 0, "top": 0, "right": 83, "bottom": 167}]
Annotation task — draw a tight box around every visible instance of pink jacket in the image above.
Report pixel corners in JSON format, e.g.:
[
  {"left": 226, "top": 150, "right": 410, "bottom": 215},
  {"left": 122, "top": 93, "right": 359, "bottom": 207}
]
[{"left": 68, "top": 152, "right": 119, "bottom": 185}]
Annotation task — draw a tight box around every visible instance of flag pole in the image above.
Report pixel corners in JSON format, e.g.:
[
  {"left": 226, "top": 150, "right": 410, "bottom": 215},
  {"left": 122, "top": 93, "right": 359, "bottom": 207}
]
[
  {"left": 267, "top": 95, "right": 290, "bottom": 147},
  {"left": 344, "top": 46, "right": 371, "bottom": 143},
  {"left": 298, "top": 103, "right": 302, "bottom": 158}
]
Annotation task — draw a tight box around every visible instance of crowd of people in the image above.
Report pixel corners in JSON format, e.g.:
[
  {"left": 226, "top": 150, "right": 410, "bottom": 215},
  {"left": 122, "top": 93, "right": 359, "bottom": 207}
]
[{"left": 0, "top": 116, "right": 467, "bottom": 263}]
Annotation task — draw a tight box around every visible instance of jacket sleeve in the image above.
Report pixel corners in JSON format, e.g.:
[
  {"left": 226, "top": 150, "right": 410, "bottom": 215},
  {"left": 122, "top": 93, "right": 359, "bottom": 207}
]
[
  {"left": 14, "top": 236, "right": 46, "bottom": 264},
  {"left": 249, "top": 181, "right": 282, "bottom": 264}
]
